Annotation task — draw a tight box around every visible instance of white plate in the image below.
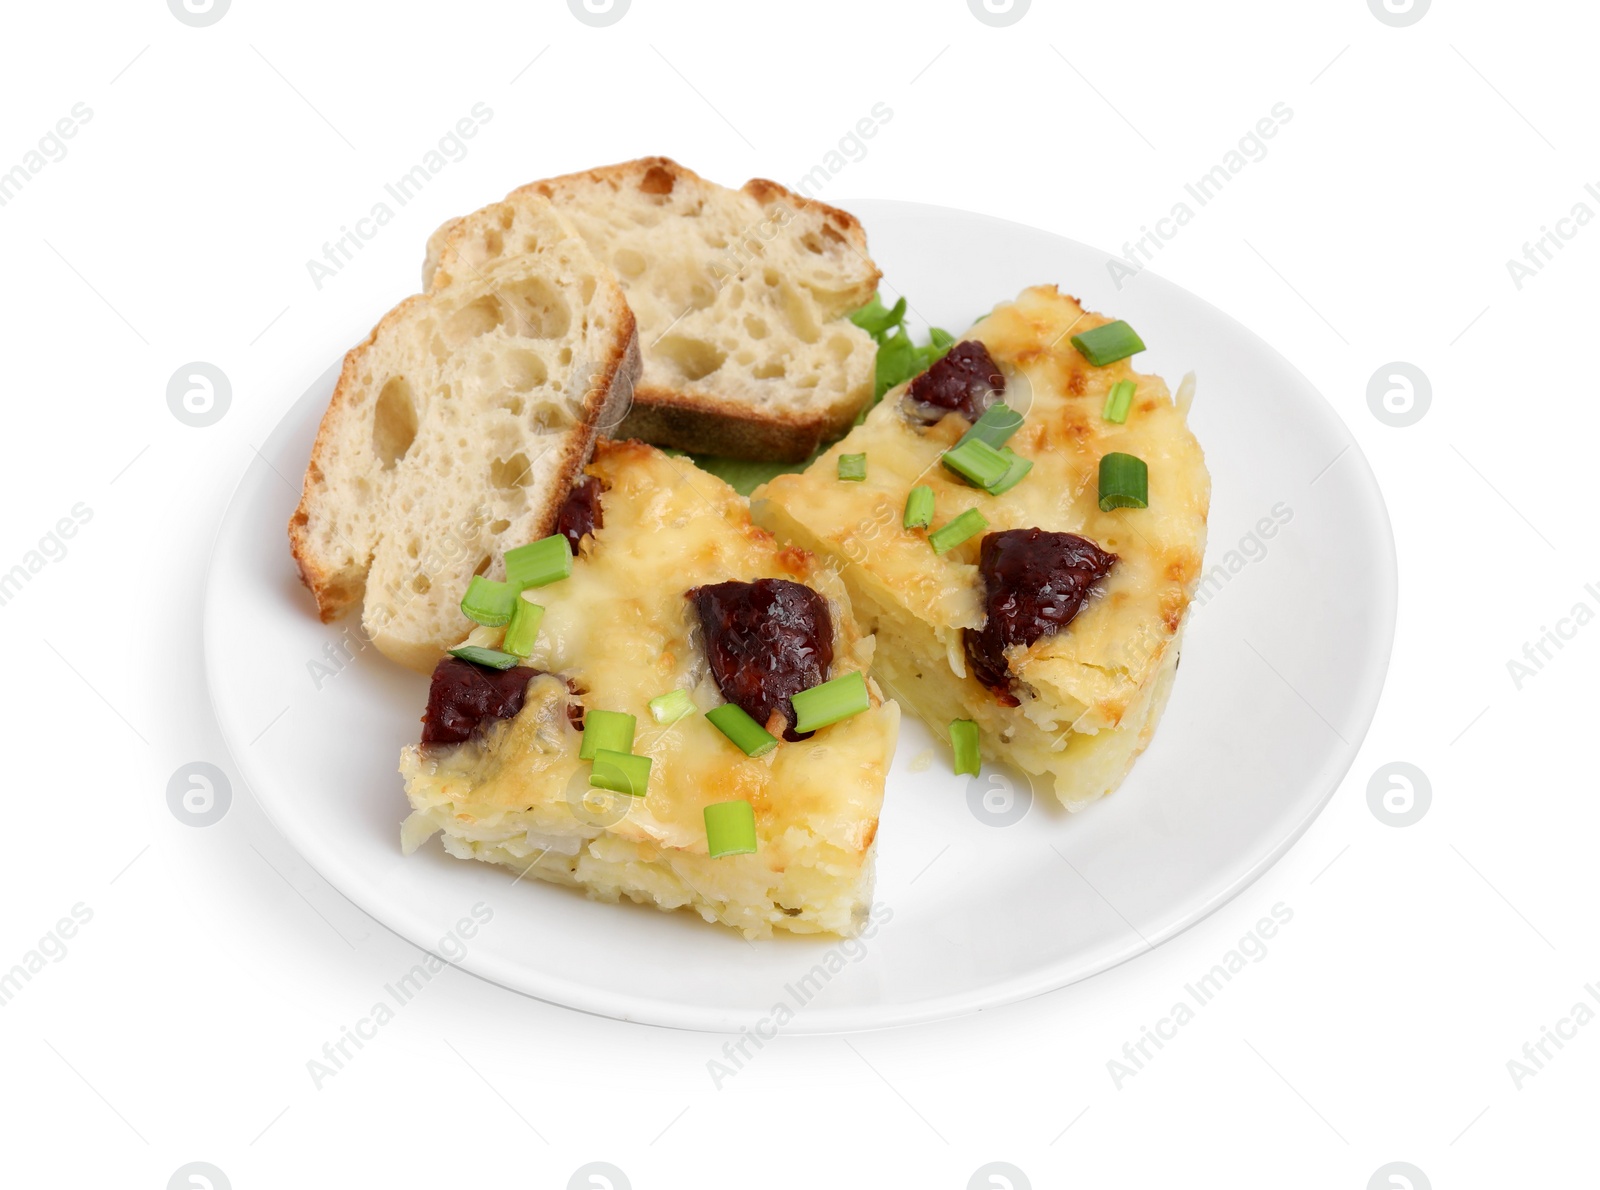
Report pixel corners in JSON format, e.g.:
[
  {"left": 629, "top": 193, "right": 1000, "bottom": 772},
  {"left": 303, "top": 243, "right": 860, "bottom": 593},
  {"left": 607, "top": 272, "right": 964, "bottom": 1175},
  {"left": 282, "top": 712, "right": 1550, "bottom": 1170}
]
[{"left": 205, "top": 200, "right": 1395, "bottom": 1033}]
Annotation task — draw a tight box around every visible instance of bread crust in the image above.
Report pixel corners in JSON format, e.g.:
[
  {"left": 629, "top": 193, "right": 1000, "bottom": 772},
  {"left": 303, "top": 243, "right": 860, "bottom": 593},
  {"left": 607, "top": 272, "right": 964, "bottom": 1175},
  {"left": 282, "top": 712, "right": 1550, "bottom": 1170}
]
[
  {"left": 429, "top": 157, "right": 880, "bottom": 463},
  {"left": 288, "top": 296, "right": 428, "bottom": 623},
  {"left": 288, "top": 214, "right": 641, "bottom": 633}
]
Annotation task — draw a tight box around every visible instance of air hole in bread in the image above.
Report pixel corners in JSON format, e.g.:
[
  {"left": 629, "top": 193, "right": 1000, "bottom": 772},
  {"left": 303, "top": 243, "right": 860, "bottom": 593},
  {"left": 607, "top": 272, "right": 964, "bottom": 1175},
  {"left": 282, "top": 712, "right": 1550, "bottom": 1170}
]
[
  {"left": 473, "top": 555, "right": 493, "bottom": 577},
  {"left": 726, "top": 284, "right": 745, "bottom": 309},
  {"left": 501, "top": 396, "right": 525, "bottom": 417},
  {"left": 581, "top": 276, "right": 597, "bottom": 305},
  {"left": 412, "top": 573, "right": 431, "bottom": 594},
  {"left": 490, "top": 453, "right": 534, "bottom": 489},
  {"left": 753, "top": 360, "right": 786, "bottom": 380},
  {"left": 778, "top": 284, "right": 821, "bottom": 344},
  {"left": 501, "top": 348, "right": 548, "bottom": 392},
  {"left": 446, "top": 295, "right": 505, "bottom": 342},
  {"left": 406, "top": 539, "right": 420, "bottom": 559},
  {"left": 498, "top": 207, "right": 514, "bottom": 230},
  {"left": 735, "top": 350, "right": 755, "bottom": 366},
  {"left": 657, "top": 336, "right": 727, "bottom": 382},
  {"left": 801, "top": 232, "right": 824, "bottom": 254},
  {"left": 796, "top": 373, "right": 821, "bottom": 389},
  {"left": 523, "top": 236, "right": 539, "bottom": 252},
  {"left": 613, "top": 248, "right": 647, "bottom": 279},
  {"left": 744, "top": 316, "right": 769, "bottom": 340},
  {"left": 372, "top": 377, "right": 419, "bottom": 469},
  {"left": 686, "top": 281, "right": 715, "bottom": 311},
  {"left": 482, "top": 229, "right": 503, "bottom": 258},
  {"left": 489, "top": 519, "right": 511, "bottom": 535},
  {"left": 528, "top": 400, "right": 577, "bottom": 433},
  {"left": 639, "top": 166, "right": 675, "bottom": 196},
  {"left": 827, "top": 335, "right": 853, "bottom": 361},
  {"left": 763, "top": 267, "right": 780, "bottom": 287},
  {"left": 558, "top": 347, "right": 573, "bottom": 366},
  {"left": 500, "top": 277, "right": 571, "bottom": 339}
]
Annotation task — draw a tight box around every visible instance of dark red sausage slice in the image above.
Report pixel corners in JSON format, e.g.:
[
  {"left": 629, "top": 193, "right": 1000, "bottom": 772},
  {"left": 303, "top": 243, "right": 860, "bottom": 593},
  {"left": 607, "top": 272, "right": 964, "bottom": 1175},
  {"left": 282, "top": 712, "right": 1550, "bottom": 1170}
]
[
  {"left": 905, "top": 340, "right": 1006, "bottom": 424},
  {"left": 964, "top": 529, "right": 1117, "bottom": 705},
  {"left": 688, "top": 579, "right": 833, "bottom": 741},
  {"left": 556, "top": 475, "right": 604, "bottom": 554},
  {"left": 421, "top": 657, "right": 541, "bottom": 745}
]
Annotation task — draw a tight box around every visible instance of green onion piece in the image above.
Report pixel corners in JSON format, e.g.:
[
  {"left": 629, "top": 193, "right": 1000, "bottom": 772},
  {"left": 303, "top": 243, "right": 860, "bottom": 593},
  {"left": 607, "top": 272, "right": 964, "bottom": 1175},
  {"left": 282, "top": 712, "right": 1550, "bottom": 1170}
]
[
  {"left": 703, "top": 799, "right": 759, "bottom": 858},
  {"left": 579, "top": 708, "right": 636, "bottom": 761},
  {"left": 1103, "top": 380, "right": 1137, "bottom": 424},
  {"left": 955, "top": 402, "right": 1023, "bottom": 451},
  {"left": 591, "top": 749, "right": 651, "bottom": 798},
  {"left": 1071, "top": 320, "right": 1146, "bottom": 366},
  {"left": 949, "top": 719, "right": 981, "bottom": 777},
  {"left": 928, "top": 508, "right": 989, "bottom": 554},
  {"left": 791, "top": 671, "right": 870, "bottom": 734},
  {"left": 929, "top": 327, "right": 956, "bottom": 353},
  {"left": 503, "top": 534, "right": 572, "bottom": 590},
  {"left": 459, "top": 576, "right": 518, "bottom": 627},
  {"left": 648, "top": 688, "right": 696, "bottom": 725},
  {"left": 501, "top": 595, "right": 544, "bottom": 657},
  {"left": 942, "top": 437, "right": 1012, "bottom": 489},
  {"left": 1098, "top": 452, "right": 1149, "bottom": 511},
  {"left": 706, "top": 703, "right": 779, "bottom": 757},
  {"left": 447, "top": 645, "right": 521, "bottom": 670},
  {"left": 837, "top": 453, "right": 867, "bottom": 482},
  {"left": 849, "top": 293, "right": 908, "bottom": 339},
  {"left": 903, "top": 484, "right": 935, "bottom": 529},
  {"left": 984, "top": 449, "right": 1033, "bottom": 496}
]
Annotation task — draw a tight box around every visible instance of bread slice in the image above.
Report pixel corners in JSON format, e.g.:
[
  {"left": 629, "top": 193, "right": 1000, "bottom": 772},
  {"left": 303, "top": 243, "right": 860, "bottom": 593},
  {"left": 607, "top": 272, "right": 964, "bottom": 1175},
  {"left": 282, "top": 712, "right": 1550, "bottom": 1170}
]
[
  {"left": 288, "top": 193, "right": 641, "bottom": 673},
  {"left": 753, "top": 286, "right": 1210, "bottom": 810},
  {"left": 423, "top": 157, "right": 881, "bottom": 462},
  {"left": 399, "top": 440, "right": 899, "bottom": 938}
]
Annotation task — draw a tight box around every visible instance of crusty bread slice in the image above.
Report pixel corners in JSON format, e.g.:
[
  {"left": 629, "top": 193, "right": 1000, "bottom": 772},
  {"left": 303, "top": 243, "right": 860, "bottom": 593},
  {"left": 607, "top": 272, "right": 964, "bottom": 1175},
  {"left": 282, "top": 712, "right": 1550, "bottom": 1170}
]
[
  {"left": 289, "top": 193, "right": 641, "bottom": 673},
  {"left": 423, "top": 157, "right": 880, "bottom": 462}
]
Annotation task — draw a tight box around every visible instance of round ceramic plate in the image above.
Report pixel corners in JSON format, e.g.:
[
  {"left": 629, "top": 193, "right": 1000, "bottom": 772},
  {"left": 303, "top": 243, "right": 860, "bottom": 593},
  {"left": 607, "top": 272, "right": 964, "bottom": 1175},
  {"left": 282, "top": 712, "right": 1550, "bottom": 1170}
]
[{"left": 204, "top": 200, "right": 1396, "bottom": 1032}]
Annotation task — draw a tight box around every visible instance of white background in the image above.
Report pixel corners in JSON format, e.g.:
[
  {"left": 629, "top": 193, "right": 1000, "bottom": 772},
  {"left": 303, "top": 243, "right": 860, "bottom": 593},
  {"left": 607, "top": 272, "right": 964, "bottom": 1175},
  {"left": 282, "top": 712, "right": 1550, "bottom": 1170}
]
[{"left": 2, "top": 0, "right": 1595, "bottom": 1186}]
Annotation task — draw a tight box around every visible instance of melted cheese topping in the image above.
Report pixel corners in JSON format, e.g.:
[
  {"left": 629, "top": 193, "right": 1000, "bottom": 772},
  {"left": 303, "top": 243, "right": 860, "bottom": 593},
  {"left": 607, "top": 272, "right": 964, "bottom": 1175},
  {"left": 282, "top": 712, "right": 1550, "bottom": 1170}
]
[
  {"left": 753, "top": 286, "right": 1208, "bottom": 802},
  {"left": 403, "top": 440, "right": 897, "bottom": 877}
]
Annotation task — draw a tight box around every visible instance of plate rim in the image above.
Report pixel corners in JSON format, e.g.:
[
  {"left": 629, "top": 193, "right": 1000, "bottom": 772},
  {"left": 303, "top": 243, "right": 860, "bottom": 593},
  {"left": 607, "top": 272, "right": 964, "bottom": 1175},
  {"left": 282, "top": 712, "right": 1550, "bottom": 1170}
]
[{"left": 203, "top": 197, "right": 1398, "bottom": 1033}]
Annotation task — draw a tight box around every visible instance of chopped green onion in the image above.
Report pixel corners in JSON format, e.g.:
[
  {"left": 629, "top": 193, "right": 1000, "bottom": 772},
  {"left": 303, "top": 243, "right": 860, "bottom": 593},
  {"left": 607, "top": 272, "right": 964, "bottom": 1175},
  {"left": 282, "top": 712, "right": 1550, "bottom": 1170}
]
[
  {"left": 903, "top": 484, "right": 935, "bottom": 529},
  {"left": 941, "top": 438, "right": 1012, "bottom": 489},
  {"left": 1103, "top": 380, "right": 1137, "bottom": 424},
  {"left": 955, "top": 402, "right": 1023, "bottom": 451},
  {"left": 447, "top": 645, "right": 521, "bottom": 670},
  {"left": 501, "top": 595, "right": 544, "bottom": 657},
  {"left": 928, "top": 508, "right": 989, "bottom": 554},
  {"left": 706, "top": 703, "right": 779, "bottom": 757},
  {"left": 703, "top": 799, "right": 759, "bottom": 858},
  {"left": 984, "top": 449, "right": 1033, "bottom": 496},
  {"left": 791, "top": 671, "right": 870, "bottom": 734},
  {"left": 503, "top": 534, "right": 572, "bottom": 590},
  {"left": 1098, "top": 452, "right": 1149, "bottom": 511},
  {"left": 648, "top": 688, "right": 696, "bottom": 726},
  {"left": 1071, "top": 320, "right": 1146, "bottom": 366},
  {"left": 929, "top": 327, "right": 956, "bottom": 353},
  {"left": 949, "top": 719, "right": 981, "bottom": 777},
  {"left": 579, "top": 708, "right": 636, "bottom": 761},
  {"left": 591, "top": 749, "right": 651, "bottom": 798},
  {"left": 459, "top": 576, "right": 518, "bottom": 627},
  {"left": 849, "top": 293, "right": 908, "bottom": 339},
  {"left": 837, "top": 453, "right": 867, "bottom": 482}
]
